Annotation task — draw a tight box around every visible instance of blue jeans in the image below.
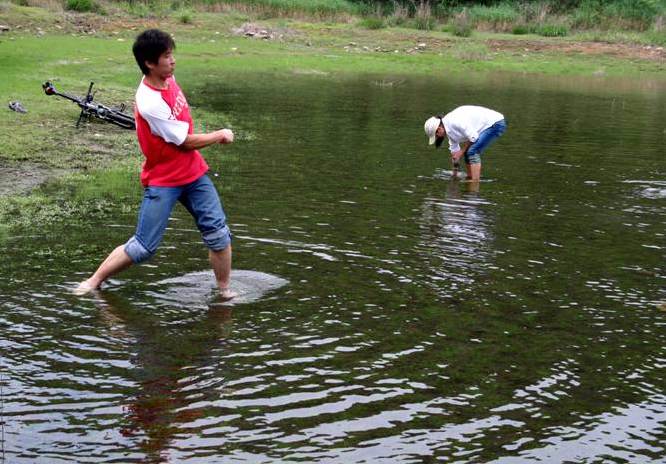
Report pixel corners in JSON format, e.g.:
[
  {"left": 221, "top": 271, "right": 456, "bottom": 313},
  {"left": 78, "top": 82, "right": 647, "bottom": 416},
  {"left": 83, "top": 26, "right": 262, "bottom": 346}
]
[
  {"left": 465, "top": 119, "right": 507, "bottom": 165},
  {"left": 124, "top": 174, "right": 231, "bottom": 264}
]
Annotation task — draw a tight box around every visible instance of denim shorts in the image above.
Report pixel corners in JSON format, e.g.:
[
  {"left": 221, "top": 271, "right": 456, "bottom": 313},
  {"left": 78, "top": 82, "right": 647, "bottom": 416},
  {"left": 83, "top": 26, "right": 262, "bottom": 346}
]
[
  {"left": 124, "top": 174, "right": 231, "bottom": 264},
  {"left": 465, "top": 119, "right": 507, "bottom": 165}
]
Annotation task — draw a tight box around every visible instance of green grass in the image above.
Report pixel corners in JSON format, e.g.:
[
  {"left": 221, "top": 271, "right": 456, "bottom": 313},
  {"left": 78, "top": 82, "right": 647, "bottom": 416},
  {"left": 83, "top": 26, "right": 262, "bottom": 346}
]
[
  {"left": 468, "top": 3, "right": 519, "bottom": 31},
  {"left": 200, "top": 0, "right": 359, "bottom": 19}
]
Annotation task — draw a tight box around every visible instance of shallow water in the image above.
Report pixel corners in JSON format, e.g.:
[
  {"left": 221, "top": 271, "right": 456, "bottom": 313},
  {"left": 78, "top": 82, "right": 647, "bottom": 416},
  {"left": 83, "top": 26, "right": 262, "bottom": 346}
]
[{"left": 1, "top": 71, "right": 665, "bottom": 463}]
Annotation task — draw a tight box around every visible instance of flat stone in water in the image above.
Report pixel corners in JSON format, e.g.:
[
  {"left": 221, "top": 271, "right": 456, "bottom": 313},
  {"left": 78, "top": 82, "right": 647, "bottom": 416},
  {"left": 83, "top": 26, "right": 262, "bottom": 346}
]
[
  {"left": 151, "top": 269, "right": 288, "bottom": 307},
  {"left": 640, "top": 187, "right": 666, "bottom": 199}
]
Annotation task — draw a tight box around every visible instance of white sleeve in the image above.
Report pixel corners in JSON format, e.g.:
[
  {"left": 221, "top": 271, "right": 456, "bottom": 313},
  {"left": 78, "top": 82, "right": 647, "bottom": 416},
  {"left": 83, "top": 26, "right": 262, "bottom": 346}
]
[
  {"left": 446, "top": 122, "right": 462, "bottom": 152},
  {"left": 448, "top": 139, "right": 460, "bottom": 153},
  {"left": 136, "top": 89, "right": 189, "bottom": 145}
]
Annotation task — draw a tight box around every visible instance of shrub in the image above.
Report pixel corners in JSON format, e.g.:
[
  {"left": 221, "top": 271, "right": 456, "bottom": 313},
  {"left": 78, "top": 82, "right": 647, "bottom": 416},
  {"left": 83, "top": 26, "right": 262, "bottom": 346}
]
[
  {"left": 512, "top": 24, "right": 530, "bottom": 34},
  {"left": 571, "top": 0, "right": 662, "bottom": 30},
  {"left": 450, "top": 8, "right": 473, "bottom": 37},
  {"left": 65, "top": 0, "right": 95, "bottom": 12},
  {"left": 214, "top": 0, "right": 359, "bottom": 20},
  {"left": 536, "top": 23, "right": 569, "bottom": 36},
  {"left": 571, "top": 4, "right": 600, "bottom": 29},
  {"left": 359, "top": 17, "right": 385, "bottom": 29},
  {"left": 386, "top": 1, "right": 409, "bottom": 27},
  {"left": 413, "top": 0, "right": 434, "bottom": 30},
  {"left": 178, "top": 9, "right": 193, "bottom": 23},
  {"left": 468, "top": 3, "right": 519, "bottom": 31},
  {"left": 518, "top": 1, "right": 551, "bottom": 23},
  {"left": 606, "top": 0, "right": 661, "bottom": 22},
  {"left": 452, "top": 21, "right": 473, "bottom": 36}
]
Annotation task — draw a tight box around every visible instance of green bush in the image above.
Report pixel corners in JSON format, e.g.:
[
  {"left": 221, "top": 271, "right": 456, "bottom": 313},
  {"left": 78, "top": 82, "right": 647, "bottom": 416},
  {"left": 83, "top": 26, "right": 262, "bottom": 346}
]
[
  {"left": 606, "top": 0, "right": 661, "bottom": 22},
  {"left": 468, "top": 3, "right": 519, "bottom": 25},
  {"left": 571, "top": 2, "right": 601, "bottom": 29},
  {"left": 413, "top": 0, "right": 434, "bottom": 30},
  {"left": 206, "top": 0, "right": 359, "bottom": 18},
  {"left": 512, "top": 24, "right": 530, "bottom": 34},
  {"left": 359, "top": 16, "right": 385, "bottom": 29},
  {"left": 178, "top": 9, "right": 193, "bottom": 23},
  {"left": 537, "top": 23, "right": 569, "bottom": 36},
  {"left": 449, "top": 9, "right": 473, "bottom": 37},
  {"left": 414, "top": 15, "right": 435, "bottom": 30},
  {"left": 571, "top": 0, "right": 662, "bottom": 30},
  {"left": 451, "top": 20, "right": 473, "bottom": 36},
  {"left": 65, "top": 0, "right": 96, "bottom": 12},
  {"left": 646, "top": 26, "right": 666, "bottom": 45}
]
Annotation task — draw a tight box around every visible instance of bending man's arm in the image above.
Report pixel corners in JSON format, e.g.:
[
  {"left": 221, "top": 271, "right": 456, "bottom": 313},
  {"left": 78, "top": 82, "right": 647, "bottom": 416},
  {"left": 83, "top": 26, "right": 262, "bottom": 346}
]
[
  {"left": 180, "top": 129, "right": 234, "bottom": 151},
  {"left": 451, "top": 141, "right": 470, "bottom": 162}
]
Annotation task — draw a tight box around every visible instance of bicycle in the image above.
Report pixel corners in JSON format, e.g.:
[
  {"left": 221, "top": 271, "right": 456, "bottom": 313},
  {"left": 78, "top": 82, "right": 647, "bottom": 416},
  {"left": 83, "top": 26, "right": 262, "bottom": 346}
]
[{"left": 42, "top": 81, "right": 135, "bottom": 130}]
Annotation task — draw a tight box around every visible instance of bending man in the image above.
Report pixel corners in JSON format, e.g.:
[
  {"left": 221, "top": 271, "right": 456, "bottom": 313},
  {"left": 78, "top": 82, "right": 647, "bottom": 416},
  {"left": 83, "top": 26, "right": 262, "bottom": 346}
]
[
  {"left": 77, "top": 29, "right": 237, "bottom": 299},
  {"left": 424, "top": 105, "right": 507, "bottom": 181}
]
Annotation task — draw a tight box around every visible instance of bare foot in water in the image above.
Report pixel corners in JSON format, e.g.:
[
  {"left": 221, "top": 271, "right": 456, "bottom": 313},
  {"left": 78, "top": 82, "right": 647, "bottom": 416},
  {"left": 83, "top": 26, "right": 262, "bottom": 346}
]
[
  {"left": 73, "top": 279, "right": 97, "bottom": 296},
  {"left": 219, "top": 288, "right": 238, "bottom": 301}
]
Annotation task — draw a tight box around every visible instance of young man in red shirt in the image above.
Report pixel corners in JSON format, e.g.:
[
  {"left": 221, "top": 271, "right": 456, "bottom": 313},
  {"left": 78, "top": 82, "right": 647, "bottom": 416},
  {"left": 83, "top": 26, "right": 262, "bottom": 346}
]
[{"left": 77, "top": 29, "right": 237, "bottom": 299}]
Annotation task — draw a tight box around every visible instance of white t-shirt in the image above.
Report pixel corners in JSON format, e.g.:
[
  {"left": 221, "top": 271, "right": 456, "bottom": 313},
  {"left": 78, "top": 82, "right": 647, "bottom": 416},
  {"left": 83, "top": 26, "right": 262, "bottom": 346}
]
[
  {"left": 135, "top": 77, "right": 190, "bottom": 146},
  {"left": 443, "top": 106, "right": 504, "bottom": 153}
]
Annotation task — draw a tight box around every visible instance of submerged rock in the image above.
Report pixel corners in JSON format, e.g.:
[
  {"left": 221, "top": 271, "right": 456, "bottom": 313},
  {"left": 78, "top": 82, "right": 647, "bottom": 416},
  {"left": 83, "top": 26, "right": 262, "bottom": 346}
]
[{"left": 150, "top": 269, "right": 289, "bottom": 308}]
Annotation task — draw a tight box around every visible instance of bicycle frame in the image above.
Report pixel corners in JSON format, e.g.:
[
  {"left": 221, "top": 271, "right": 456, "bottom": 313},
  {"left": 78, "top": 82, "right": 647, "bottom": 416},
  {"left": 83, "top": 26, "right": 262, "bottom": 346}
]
[{"left": 42, "top": 81, "right": 135, "bottom": 130}]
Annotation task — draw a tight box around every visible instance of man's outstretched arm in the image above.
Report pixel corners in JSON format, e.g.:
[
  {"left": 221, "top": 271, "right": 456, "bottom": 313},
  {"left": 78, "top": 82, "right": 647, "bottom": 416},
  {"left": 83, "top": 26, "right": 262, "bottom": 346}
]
[{"left": 180, "top": 128, "right": 234, "bottom": 150}]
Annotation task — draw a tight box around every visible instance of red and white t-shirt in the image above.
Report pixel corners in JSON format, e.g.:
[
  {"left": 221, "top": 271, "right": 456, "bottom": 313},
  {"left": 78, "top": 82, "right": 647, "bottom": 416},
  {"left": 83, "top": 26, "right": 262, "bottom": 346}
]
[{"left": 134, "top": 76, "right": 208, "bottom": 186}]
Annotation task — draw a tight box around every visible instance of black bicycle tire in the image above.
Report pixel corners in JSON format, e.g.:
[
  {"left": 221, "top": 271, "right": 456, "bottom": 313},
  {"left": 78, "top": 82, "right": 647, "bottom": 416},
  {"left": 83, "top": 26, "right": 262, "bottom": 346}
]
[{"left": 103, "top": 110, "right": 136, "bottom": 129}]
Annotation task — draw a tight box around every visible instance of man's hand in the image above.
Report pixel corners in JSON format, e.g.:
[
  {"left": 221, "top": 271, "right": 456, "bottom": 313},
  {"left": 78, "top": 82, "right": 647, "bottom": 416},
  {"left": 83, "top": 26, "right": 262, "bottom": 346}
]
[
  {"left": 218, "top": 129, "right": 234, "bottom": 144},
  {"left": 451, "top": 150, "right": 464, "bottom": 162}
]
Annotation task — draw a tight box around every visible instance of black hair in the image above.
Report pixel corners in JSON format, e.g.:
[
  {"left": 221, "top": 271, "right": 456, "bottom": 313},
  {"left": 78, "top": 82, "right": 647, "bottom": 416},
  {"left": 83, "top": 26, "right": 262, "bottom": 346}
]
[
  {"left": 132, "top": 29, "right": 176, "bottom": 75},
  {"left": 434, "top": 114, "right": 445, "bottom": 148}
]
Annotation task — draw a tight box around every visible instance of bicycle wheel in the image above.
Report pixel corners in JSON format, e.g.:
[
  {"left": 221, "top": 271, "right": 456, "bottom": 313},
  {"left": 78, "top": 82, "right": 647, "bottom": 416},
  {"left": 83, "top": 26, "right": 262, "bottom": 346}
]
[{"left": 104, "top": 110, "right": 136, "bottom": 130}]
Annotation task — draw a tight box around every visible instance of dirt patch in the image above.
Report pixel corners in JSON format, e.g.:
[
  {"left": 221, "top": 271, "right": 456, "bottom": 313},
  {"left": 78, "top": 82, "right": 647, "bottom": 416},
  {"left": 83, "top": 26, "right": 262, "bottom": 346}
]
[
  {"left": 232, "top": 22, "right": 298, "bottom": 41},
  {"left": 0, "top": 163, "right": 68, "bottom": 196},
  {"left": 486, "top": 39, "right": 666, "bottom": 62}
]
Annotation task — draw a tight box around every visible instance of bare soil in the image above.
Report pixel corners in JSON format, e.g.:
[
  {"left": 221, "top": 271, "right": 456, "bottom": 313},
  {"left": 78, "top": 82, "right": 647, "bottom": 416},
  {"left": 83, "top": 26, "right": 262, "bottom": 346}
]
[
  {"left": 0, "top": 163, "right": 67, "bottom": 196},
  {"left": 486, "top": 39, "right": 666, "bottom": 61}
]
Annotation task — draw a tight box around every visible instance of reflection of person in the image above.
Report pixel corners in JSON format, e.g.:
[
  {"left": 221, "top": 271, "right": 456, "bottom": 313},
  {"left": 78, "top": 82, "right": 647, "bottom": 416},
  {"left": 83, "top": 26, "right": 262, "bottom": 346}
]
[
  {"left": 77, "top": 29, "right": 237, "bottom": 299},
  {"left": 94, "top": 291, "right": 233, "bottom": 462},
  {"left": 418, "top": 179, "right": 492, "bottom": 293},
  {"left": 424, "top": 106, "right": 507, "bottom": 181}
]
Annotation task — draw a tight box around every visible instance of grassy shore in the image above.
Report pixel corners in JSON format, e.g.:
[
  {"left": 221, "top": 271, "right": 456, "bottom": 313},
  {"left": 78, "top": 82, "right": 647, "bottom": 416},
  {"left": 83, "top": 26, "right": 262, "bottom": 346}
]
[{"left": 0, "top": 2, "right": 664, "bottom": 232}]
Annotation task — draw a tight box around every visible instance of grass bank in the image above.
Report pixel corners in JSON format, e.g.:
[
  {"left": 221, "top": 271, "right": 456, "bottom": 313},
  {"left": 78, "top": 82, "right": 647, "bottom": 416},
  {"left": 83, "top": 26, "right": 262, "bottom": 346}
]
[{"left": 0, "top": 2, "right": 664, "bottom": 232}]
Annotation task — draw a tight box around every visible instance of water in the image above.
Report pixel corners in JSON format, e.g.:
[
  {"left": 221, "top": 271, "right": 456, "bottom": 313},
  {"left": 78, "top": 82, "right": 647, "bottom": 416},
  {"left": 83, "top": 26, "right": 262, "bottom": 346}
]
[{"left": 1, "top": 71, "right": 665, "bottom": 463}]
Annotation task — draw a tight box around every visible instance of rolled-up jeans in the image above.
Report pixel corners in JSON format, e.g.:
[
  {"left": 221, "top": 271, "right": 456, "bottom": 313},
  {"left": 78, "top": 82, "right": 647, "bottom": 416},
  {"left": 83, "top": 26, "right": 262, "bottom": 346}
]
[
  {"left": 124, "top": 174, "right": 231, "bottom": 264},
  {"left": 465, "top": 119, "right": 507, "bottom": 165}
]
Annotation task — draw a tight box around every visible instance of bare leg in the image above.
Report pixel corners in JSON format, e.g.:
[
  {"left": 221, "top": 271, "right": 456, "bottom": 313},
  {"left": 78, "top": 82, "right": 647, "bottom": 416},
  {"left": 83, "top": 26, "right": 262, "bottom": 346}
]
[
  {"left": 468, "top": 163, "right": 482, "bottom": 181},
  {"left": 209, "top": 245, "right": 237, "bottom": 300},
  {"left": 76, "top": 245, "right": 133, "bottom": 294},
  {"left": 465, "top": 181, "right": 480, "bottom": 194}
]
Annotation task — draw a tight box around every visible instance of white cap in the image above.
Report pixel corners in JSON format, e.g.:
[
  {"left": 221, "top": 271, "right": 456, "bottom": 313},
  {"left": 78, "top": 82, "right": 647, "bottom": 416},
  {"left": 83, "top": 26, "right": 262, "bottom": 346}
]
[{"left": 424, "top": 116, "right": 440, "bottom": 145}]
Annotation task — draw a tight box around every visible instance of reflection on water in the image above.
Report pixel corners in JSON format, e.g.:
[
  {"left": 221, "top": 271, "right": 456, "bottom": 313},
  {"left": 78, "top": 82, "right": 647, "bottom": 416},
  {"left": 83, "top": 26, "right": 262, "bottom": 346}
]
[
  {"left": 418, "top": 179, "right": 494, "bottom": 295},
  {"left": 1, "top": 70, "right": 665, "bottom": 463}
]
